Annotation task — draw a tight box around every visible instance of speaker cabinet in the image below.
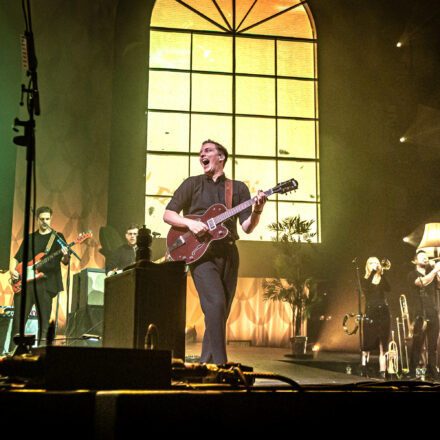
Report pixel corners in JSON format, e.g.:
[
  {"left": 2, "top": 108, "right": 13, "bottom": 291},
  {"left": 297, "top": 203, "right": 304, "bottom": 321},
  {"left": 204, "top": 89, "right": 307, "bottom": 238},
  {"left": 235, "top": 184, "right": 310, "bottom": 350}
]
[
  {"left": 71, "top": 268, "right": 106, "bottom": 312},
  {"left": 103, "top": 262, "right": 187, "bottom": 359}
]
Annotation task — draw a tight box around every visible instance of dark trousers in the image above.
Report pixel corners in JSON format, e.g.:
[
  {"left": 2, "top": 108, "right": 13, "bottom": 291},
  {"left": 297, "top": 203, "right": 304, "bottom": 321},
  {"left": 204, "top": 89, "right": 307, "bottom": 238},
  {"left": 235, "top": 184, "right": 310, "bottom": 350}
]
[
  {"left": 410, "top": 309, "right": 439, "bottom": 372},
  {"left": 9, "top": 279, "right": 54, "bottom": 352},
  {"left": 190, "top": 243, "right": 239, "bottom": 364}
]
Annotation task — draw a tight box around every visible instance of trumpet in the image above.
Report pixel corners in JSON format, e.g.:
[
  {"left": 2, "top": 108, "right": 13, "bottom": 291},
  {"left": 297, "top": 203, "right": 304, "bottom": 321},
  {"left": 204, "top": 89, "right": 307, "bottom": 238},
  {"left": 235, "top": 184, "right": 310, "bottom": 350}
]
[{"left": 380, "top": 258, "right": 391, "bottom": 271}]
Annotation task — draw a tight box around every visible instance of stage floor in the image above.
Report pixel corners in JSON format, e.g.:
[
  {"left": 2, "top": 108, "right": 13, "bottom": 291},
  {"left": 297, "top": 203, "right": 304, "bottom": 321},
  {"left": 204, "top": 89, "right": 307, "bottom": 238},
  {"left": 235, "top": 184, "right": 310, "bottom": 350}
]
[{"left": 185, "top": 342, "right": 381, "bottom": 385}]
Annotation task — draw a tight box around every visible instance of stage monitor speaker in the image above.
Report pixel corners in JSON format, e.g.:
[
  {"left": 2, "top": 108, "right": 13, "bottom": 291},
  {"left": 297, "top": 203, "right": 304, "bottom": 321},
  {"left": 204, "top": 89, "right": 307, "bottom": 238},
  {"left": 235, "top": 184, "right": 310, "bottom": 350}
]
[
  {"left": 71, "top": 268, "right": 106, "bottom": 312},
  {"left": 31, "top": 346, "right": 171, "bottom": 390},
  {"left": 103, "top": 262, "right": 187, "bottom": 360}
]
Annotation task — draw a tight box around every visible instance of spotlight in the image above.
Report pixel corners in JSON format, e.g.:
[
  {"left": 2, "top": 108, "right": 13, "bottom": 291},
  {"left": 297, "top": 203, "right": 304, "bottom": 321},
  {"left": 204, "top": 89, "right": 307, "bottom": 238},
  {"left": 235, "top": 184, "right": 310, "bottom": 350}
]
[
  {"left": 403, "top": 237, "right": 410, "bottom": 243},
  {"left": 400, "top": 136, "right": 407, "bottom": 143},
  {"left": 396, "top": 41, "right": 403, "bottom": 48}
]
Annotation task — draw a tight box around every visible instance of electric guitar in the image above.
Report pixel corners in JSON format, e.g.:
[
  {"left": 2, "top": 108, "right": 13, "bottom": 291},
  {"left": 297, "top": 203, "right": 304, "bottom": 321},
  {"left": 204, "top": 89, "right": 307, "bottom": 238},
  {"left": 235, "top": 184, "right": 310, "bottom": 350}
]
[
  {"left": 166, "top": 179, "right": 298, "bottom": 264},
  {"left": 11, "top": 231, "right": 92, "bottom": 294}
]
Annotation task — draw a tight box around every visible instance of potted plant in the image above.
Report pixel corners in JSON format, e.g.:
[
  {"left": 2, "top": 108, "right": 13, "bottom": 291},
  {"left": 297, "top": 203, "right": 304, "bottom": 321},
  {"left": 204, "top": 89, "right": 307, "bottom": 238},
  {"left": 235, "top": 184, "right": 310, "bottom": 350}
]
[{"left": 262, "top": 215, "right": 320, "bottom": 356}]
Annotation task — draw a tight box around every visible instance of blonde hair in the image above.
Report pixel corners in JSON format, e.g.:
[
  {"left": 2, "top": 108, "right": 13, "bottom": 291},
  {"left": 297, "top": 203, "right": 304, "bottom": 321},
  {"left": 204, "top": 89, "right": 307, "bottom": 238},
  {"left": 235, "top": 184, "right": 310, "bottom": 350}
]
[{"left": 365, "top": 256, "right": 380, "bottom": 278}]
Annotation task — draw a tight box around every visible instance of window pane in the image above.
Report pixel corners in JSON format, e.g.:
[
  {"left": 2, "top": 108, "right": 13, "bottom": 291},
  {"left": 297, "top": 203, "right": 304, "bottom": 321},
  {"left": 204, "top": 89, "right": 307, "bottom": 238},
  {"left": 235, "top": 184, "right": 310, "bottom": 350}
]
[
  {"left": 278, "top": 160, "right": 317, "bottom": 202},
  {"left": 145, "top": 196, "right": 171, "bottom": 239},
  {"left": 235, "top": 117, "right": 275, "bottom": 157},
  {"left": 147, "top": 112, "right": 189, "bottom": 152},
  {"left": 277, "top": 78, "right": 315, "bottom": 118},
  {"left": 148, "top": 71, "right": 190, "bottom": 111},
  {"left": 278, "top": 119, "right": 316, "bottom": 159},
  {"left": 190, "top": 114, "right": 232, "bottom": 152},
  {"left": 241, "top": 200, "right": 277, "bottom": 241},
  {"left": 192, "top": 34, "right": 232, "bottom": 72},
  {"left": 151, "top": 0, "right": 223, "bottom": 32},
  {"left": 190, "top": 154, "right": 232, "bottom": 178},
  {"left": 277, "top": 40, "right": 316, "bottom": 78},
  {"left": 236, "top": 37, "right": 274, "bottom": 75},
  {"left": 146, "top": 154, "right": 189, "bottom": 195},
  {"left": 239, "top": 1, "right": 302, "bottom": 31},
  {"left": 150, "top": 31, "right": 191, "bottom": 70},
  {"left": 234, "top": 158, "right": 276, "bottom": 193},
  {"left": 191, "top": 73, "right": 232, "bottom": 113},
  {"left": 277, "top": 201, "right": 318, "bottom": 242},
  {"left": 236, "top": 76, "right": 275, "bottom": 116},
  {"left": 242, "top": 5, "right": 314, "bottom": 39}
]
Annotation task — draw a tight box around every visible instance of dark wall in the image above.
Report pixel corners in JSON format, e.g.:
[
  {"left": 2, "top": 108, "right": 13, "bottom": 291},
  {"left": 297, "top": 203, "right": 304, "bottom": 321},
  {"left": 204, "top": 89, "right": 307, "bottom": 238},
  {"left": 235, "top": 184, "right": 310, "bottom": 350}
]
[
  {"left": 106, "top": 0, "right": 154, "bottom": 236},
  {"left": 0, "top": 3, "right": 21, "bottom": 270}
]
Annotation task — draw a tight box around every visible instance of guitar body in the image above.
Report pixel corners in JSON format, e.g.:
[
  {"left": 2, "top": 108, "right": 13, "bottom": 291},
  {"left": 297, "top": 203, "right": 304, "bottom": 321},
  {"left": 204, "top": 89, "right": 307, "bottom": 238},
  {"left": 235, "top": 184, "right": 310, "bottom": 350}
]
[
  {"left": 12, "top": 252, "right": 46, "bottom": 294},
  {"left": 167, "top": 204, "right": 229, "bottom": 264}
]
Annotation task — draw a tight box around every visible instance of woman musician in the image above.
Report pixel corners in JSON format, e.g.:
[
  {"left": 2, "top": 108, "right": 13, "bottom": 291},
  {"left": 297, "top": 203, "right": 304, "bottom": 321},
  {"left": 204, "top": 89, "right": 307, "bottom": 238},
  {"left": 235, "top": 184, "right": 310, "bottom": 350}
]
[
  {"left": 407, "top": 250, "right": 440, "bottom": 380},
  {"left": 360, "top": 256, "right": 391, "bottom": 378}
]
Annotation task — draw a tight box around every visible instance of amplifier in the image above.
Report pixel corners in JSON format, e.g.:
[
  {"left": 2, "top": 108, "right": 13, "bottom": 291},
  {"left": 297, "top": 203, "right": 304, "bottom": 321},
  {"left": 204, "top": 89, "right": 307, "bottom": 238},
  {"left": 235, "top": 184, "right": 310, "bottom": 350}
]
[
  {"left": 103, "top": 262, "right": 187, "bottom": 360},
  {"left": 71, "top": 268, "right": 106, "bottom": 312}
]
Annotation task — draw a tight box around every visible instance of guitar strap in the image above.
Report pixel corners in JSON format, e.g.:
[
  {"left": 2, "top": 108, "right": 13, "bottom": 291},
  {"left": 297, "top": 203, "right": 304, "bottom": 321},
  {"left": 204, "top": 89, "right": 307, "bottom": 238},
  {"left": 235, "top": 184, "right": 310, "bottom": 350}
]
[
  {"left": 225, "top": 178, "right": 233, "bottom": 209},
  {"left": 44, "top": 232, "right": 56, "bottom": 254}
]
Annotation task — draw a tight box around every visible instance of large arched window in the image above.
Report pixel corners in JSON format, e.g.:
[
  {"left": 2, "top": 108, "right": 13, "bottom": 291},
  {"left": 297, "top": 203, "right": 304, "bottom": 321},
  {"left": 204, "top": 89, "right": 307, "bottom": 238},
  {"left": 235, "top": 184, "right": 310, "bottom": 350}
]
[{"left": 146, "top": 0, "right": 319, "bottom": 242}]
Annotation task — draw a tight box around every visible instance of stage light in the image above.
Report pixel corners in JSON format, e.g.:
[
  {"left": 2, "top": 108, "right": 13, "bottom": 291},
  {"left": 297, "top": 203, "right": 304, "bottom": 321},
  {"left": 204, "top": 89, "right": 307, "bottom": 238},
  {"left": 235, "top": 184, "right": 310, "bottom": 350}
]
[
  {"left": 399, "top": 136, "right": 407, "bottom": 143},
  {"left": 312, "top": 344, "right": 320, "bottom": 352},
  {"left": 403, "top": 237, "right": 410, "bottom": 243},
  {"left": 396, "top": 41, "right": 402, "bottom": 48}
]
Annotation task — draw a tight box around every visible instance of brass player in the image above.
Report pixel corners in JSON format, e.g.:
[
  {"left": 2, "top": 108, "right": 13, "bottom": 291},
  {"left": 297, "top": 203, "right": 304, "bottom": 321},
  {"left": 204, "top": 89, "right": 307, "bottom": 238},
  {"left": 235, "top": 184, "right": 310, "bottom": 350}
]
[{"left": 407, "top": 250, "right": 440, "bottom": 380}]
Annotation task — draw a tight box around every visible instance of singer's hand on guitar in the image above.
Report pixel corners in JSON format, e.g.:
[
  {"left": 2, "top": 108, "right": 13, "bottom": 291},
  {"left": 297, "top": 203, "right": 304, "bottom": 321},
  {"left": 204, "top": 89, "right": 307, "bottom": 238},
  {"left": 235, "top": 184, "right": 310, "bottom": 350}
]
[{"left": 186, "top": 218, "right": 209, "bottom": 237}]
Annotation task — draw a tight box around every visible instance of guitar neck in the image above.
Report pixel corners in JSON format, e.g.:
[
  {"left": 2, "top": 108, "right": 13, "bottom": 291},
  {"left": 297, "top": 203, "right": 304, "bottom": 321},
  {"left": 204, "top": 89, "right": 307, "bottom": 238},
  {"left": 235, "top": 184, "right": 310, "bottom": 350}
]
[
  {"left": 35, "top": 240, "right": 75, "bottom": 267},
  {"left": 214, "top": 188, "right": 274, "bottom": 224}
]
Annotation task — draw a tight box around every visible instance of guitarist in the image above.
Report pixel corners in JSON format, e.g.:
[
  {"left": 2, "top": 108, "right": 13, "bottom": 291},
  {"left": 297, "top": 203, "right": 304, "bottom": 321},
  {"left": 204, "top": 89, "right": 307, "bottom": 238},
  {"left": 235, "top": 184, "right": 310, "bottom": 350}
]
[
  {"left": 163, "top": 140, "right": 266, "bottom": 364},
  {"left": 8, "top": 206, "right": 69, "bottom": 351}
]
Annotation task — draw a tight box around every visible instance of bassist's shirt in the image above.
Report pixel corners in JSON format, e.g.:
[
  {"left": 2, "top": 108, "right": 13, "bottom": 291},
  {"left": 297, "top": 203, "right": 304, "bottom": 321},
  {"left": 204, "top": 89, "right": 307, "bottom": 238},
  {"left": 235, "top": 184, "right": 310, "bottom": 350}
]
[
  {"left": 15, "top": 231, "right": 66, "bottom": 296},
  {"left": 166, "top": 174, "right": 252, "bottom": 241}
]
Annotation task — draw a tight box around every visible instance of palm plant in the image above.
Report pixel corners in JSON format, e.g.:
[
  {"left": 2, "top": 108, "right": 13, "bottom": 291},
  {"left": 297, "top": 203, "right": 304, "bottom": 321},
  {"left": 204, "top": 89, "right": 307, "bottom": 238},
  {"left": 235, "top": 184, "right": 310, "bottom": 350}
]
[{"left": 263, "top": 215, "right": 320, "bottom": 340}]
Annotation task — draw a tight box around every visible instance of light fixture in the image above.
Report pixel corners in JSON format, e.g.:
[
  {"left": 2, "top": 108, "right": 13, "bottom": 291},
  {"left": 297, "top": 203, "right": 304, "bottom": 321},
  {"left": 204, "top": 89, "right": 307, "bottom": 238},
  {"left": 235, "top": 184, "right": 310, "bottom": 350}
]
[
  {"left": 400, "top": 136, "right": 407, "bottom": 143},
  {"left": 417, "top": 223, "right": 440, "bottom": 258},
  {"left": 396, "top": 41, "right": 403, "bottom": 48}
]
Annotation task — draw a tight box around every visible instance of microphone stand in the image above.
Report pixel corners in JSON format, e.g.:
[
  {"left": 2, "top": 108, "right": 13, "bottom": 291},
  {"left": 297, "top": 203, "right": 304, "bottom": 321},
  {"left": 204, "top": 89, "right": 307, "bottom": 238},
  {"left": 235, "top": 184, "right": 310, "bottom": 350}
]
[
  {"left": 352, "top": 258, "right": 365, "bottom": 366},
  {"left": 11, "top": 0, "right": 40, "bottom": 355},
  {"left": 50, "top": 231, "right": 81, "bottom": 337}
]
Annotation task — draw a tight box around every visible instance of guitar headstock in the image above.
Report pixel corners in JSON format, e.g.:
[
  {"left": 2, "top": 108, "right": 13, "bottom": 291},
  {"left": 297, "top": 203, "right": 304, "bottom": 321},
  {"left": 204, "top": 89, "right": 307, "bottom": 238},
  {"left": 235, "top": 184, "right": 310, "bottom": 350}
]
[
  {"left": 273, "top": 178, "right": 298, "bottom": 195},
  {"left": 75, "top": 230, "right": 93, "bottom": 244}
]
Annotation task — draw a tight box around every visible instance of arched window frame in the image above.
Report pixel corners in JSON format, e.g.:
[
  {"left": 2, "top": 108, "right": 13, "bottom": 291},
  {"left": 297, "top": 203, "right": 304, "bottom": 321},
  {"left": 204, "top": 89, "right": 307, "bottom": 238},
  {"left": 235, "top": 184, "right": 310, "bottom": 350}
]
[{"left": 146, "top": 0, "right": 320, "bottom": 242}]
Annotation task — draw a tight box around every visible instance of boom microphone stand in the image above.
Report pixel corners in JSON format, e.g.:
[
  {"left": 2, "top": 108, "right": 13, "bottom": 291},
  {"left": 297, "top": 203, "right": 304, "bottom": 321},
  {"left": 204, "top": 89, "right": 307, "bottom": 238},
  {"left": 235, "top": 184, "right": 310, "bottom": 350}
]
[
  {"left": 352, "top": 258, "right": 365, "bottom": 366},
  {"left": 11, "top": 0, "right": 41, "bottom": 355}
]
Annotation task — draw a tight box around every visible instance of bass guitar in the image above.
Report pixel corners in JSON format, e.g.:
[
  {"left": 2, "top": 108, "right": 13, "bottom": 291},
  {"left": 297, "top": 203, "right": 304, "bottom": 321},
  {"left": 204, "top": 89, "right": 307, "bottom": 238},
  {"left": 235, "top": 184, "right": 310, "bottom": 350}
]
[
  {"left": 11, "top": 231, "right": 92, "bottom": 294},
  {"left": 166, "top": 179, "right": 298, "bottom": 264}
]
